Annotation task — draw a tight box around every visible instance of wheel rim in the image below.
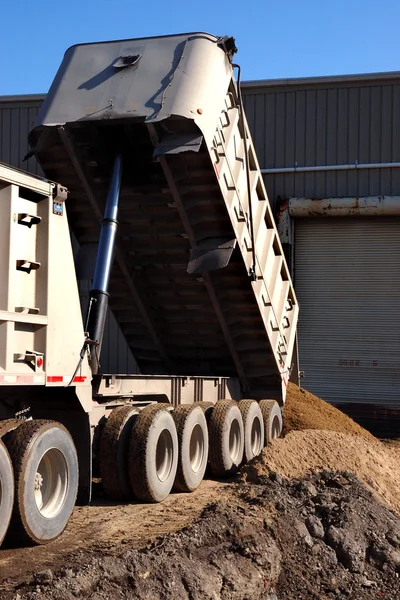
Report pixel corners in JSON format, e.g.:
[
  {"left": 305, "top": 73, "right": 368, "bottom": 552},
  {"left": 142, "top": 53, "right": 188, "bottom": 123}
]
[
  {"left": 229, "top": 418, "right": 241, "bottom": 463},
  {"left": 189, "top": 423, "right": 204, "bottom": 473},
  {"left": 156, "top": 429, "right": 174, "bottom": 482},
  {"left": 271, "top": 415, "right": 281, "bottom": 439},
  {"left": 34, "top": 448, "right": 68, "bottom": 518},
  {"left": 250, "top": 416, "right": 262, "bottom": 455}
]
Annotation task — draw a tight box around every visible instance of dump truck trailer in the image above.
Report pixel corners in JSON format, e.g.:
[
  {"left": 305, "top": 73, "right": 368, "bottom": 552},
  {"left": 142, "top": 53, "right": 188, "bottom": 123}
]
[{"left": 0, "top": 32, "right": 298, "bottom": 546}]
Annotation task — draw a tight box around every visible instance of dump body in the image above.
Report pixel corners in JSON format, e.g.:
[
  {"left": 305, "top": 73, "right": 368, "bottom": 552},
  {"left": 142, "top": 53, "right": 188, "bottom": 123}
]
[
  {"left": 29, "top": 32, "right": 298, "bottom": 404},
  {"left": 0, "top": 163, "right": 92, "bottom": 413}
]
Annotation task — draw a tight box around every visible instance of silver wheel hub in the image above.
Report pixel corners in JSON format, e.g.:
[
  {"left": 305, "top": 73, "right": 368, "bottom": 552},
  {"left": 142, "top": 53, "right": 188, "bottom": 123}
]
[
  {"left": 250, "top": 417, "right": 262, "bottom": 455},
  {"left": 271, "top": 415, "right": 281, "bottom": 439},
  {"left": 189, "top": 424, "right": 204, "bottom": 473},
  {"left": 229, "top": 419, "right": 241, "bottom": 463},
  {"left": 156, "top": 429, "right": 174, "bottom": 482},
  {"left": 34, "top": 448, "right": 68, "bottom": 518}
]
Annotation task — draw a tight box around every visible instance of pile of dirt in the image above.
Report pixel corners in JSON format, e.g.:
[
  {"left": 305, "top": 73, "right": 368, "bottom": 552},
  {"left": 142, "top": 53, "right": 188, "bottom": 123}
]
[
  {"left": 1, "top": 499, "right": 282, "bottom": 600},
  {"left": 242, "top": 384, "right": 400, "bottom": 514},
  {"left": 283, "top": 383, "right": 375, "bottom": 439},
  {"left": 241, "top": 430, "right": 400, "bottom": 514},
  {"left": 240, "top": 471, "right": 400, "bottom": 599},
  {"left": 3, "top": 473, "right": 399, "bottom": 600}
]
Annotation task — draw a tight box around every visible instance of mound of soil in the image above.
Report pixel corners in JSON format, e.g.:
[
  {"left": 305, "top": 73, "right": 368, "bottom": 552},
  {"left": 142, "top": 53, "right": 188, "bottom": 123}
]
[
  {"left": 3, "top": 473, "right": 400, "bottom": 600},
  {"left": 284, "top": 383, "right": 374, "bottom": 439},
  {"left": 240, "top": 471, "right": 400, "bottom": 599},
  {"left": 1, "top": 500, "right": 282, "bottom": 600},
  {"left": 241, "top": 430, "right": 400, "bottom": 515}
]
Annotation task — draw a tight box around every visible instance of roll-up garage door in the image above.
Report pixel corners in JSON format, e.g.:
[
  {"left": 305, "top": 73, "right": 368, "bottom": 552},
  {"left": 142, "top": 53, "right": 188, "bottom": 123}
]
[{"left": 295, "top": 217, "right": 400, "bottom": 429}]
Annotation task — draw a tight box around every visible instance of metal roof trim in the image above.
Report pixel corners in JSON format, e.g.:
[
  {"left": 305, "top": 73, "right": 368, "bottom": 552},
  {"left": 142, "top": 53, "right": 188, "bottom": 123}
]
[
  {"left": 242, "top": 70, "right": 400, "bottom": 89},
  {"left": 0, "top": 94, "right": 45, "bottom": 103},
  {"left": 3, "top": 70, "right": 400, "bottom": 102}
]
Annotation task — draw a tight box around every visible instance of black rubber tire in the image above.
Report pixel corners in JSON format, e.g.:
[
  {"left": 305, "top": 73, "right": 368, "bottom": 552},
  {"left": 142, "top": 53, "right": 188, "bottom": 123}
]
[
  {"left": 238, "top": 399, "right": 265, "bottom": 462},
  {"left": 99, "top": 405, "right": 139, "bottom": 501},
  {"left": 0, "top": 419, "right": 21, "bottom": 438},
  {"left": 173, "top": 404, "right": 209, "bottom": 493},
  {"left": 259, "top": 400, "right": 283, "bottom": 445},
  {"left": 208, "top": 400, "right": 244, "bottom": 478},
  {"left": 198, "top": 402, "right": 215, "bottom": 422},
  {"left": 3, "top": 420, "right": 78, "bottom": 545},
  {"left": 129, "top": 404, "right": 178, "bottom": 503},
  {"left": 0, "top": 439, "right": 14, "bottom": 546}
]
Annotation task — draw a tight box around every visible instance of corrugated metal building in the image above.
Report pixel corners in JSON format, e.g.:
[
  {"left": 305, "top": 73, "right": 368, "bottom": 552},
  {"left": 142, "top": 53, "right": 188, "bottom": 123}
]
[
  {"left": 243, "top": 72, "right": 400, "bottom": 203},
  {"left": 1, "top": 70, "right": 400, "bottom": 434},
  {"left": 243, "top": 72, "right": 400, "bottom": 435}
]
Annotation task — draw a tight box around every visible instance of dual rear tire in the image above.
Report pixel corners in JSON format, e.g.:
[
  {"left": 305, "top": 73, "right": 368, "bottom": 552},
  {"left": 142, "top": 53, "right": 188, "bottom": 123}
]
[
  {"left": 99, "top": 398, "right": 282, "bottom": 502},
  {"left": 100, "top": 403, "right": 181, "bottom": 503},
  {"left": 100, "top": 403, "right": 210, "bottom": 501},
  {"left": 238, "top": 400, "right": 265, "bottom": 463},
  {"left": 208, "top": 400, "right": 244, "bottom": 478},
  {"left": 0, "top": 439, "right": 14, "bottom": 545},
  {"left": 173, "top": 404, "right": 209, "bottom": 493},
  {"left": 2, "top": 421, "right": 78, "bottom": 545},
  {"left": 259, "top": 399, "right": 283, "bottom": 444}
]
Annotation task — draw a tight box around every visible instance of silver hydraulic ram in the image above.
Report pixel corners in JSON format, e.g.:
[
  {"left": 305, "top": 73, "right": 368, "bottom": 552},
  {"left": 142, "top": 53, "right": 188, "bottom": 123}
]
[{"left": 86, "top": 155, "right": 123, "bottom": 374}]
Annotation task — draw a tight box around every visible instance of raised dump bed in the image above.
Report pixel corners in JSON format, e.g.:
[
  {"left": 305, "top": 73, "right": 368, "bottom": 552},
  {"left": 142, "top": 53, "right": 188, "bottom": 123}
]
[{"left": 29, "top": 32, "right": 298, "bottom": 404}]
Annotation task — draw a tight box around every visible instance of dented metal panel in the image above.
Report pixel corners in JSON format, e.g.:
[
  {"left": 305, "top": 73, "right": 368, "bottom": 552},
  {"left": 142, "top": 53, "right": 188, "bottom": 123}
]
[{"left": 29, "top": 33, "right": 233, "bottom": 148}]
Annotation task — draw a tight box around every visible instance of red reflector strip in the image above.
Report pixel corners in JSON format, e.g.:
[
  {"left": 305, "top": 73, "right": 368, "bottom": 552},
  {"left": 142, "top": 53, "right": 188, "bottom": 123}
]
[
  {"left": 213, "top": 163, "right": 220, "bottom": 179},
  {"left": 47, "top": 375, "right": 87, "bottom": 384}
]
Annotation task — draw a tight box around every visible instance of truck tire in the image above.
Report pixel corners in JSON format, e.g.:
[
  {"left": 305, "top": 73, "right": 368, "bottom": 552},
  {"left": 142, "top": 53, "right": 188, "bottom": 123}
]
[
  {"left": 4, "top": 420, "right": 78, "bottom": 545},
  {"left": 129, "top": 404, "right": 178, "bottom": 503},
  {"left": 0, "top": 418, "right": 21, "bottom": 438},
  {"left": 238, "top": 399, "right": 265, "bottom": 462},
  {"left": 198, "top": 401, "right": 215, "bottom": 422},
  {"left": 259, "top": 400, "right": 283, "bottom": 445},
  {"left": 0, "top": 439, "right": 14, "bottom": 546},
  {"left": 173, "top": 404, "right": 209, "bottom": 493},
  {"left": 208, "top": 400, "right": 244, "bottom": 478},
  {"left": 99, "top": 405, "right": 139, "bottom": 500}
]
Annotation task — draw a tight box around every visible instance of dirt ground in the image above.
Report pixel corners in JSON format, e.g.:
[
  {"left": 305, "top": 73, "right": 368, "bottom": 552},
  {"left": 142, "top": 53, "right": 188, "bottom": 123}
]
[
  {"left": 1, "top": 385, "right": 399, "bottom": 599},
  {"left": 0, "top": 480, "right": 231, "bottom": 584}
]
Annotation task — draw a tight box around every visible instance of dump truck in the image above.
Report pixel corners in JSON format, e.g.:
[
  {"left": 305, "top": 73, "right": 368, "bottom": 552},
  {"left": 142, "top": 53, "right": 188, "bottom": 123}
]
[{"left": 0, "top": 32, "right": 298, "bottom": 547}]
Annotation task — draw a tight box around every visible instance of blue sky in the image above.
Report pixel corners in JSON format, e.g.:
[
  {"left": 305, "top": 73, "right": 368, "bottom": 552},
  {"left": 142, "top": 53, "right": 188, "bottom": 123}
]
[{"left": 1, "top": 0, "right": 399, "bottom": 95}]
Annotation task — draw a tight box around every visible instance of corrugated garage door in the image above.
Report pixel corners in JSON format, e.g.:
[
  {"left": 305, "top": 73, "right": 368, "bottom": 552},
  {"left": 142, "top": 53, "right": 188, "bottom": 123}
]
[{"left": 295, "top": 217, "right": 400, "bottom": 414}]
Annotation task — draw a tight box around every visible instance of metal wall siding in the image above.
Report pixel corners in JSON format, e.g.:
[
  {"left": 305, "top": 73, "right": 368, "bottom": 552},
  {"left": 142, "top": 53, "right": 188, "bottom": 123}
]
[
  {"left": 0, "top": 101, "right": 42, "bottom": 174},
  {"left": 243, "top": 80, "right": 400, "bottom": 207},
  {"left": 295, "top": 217, "right": 400, "bottom": 408}
]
